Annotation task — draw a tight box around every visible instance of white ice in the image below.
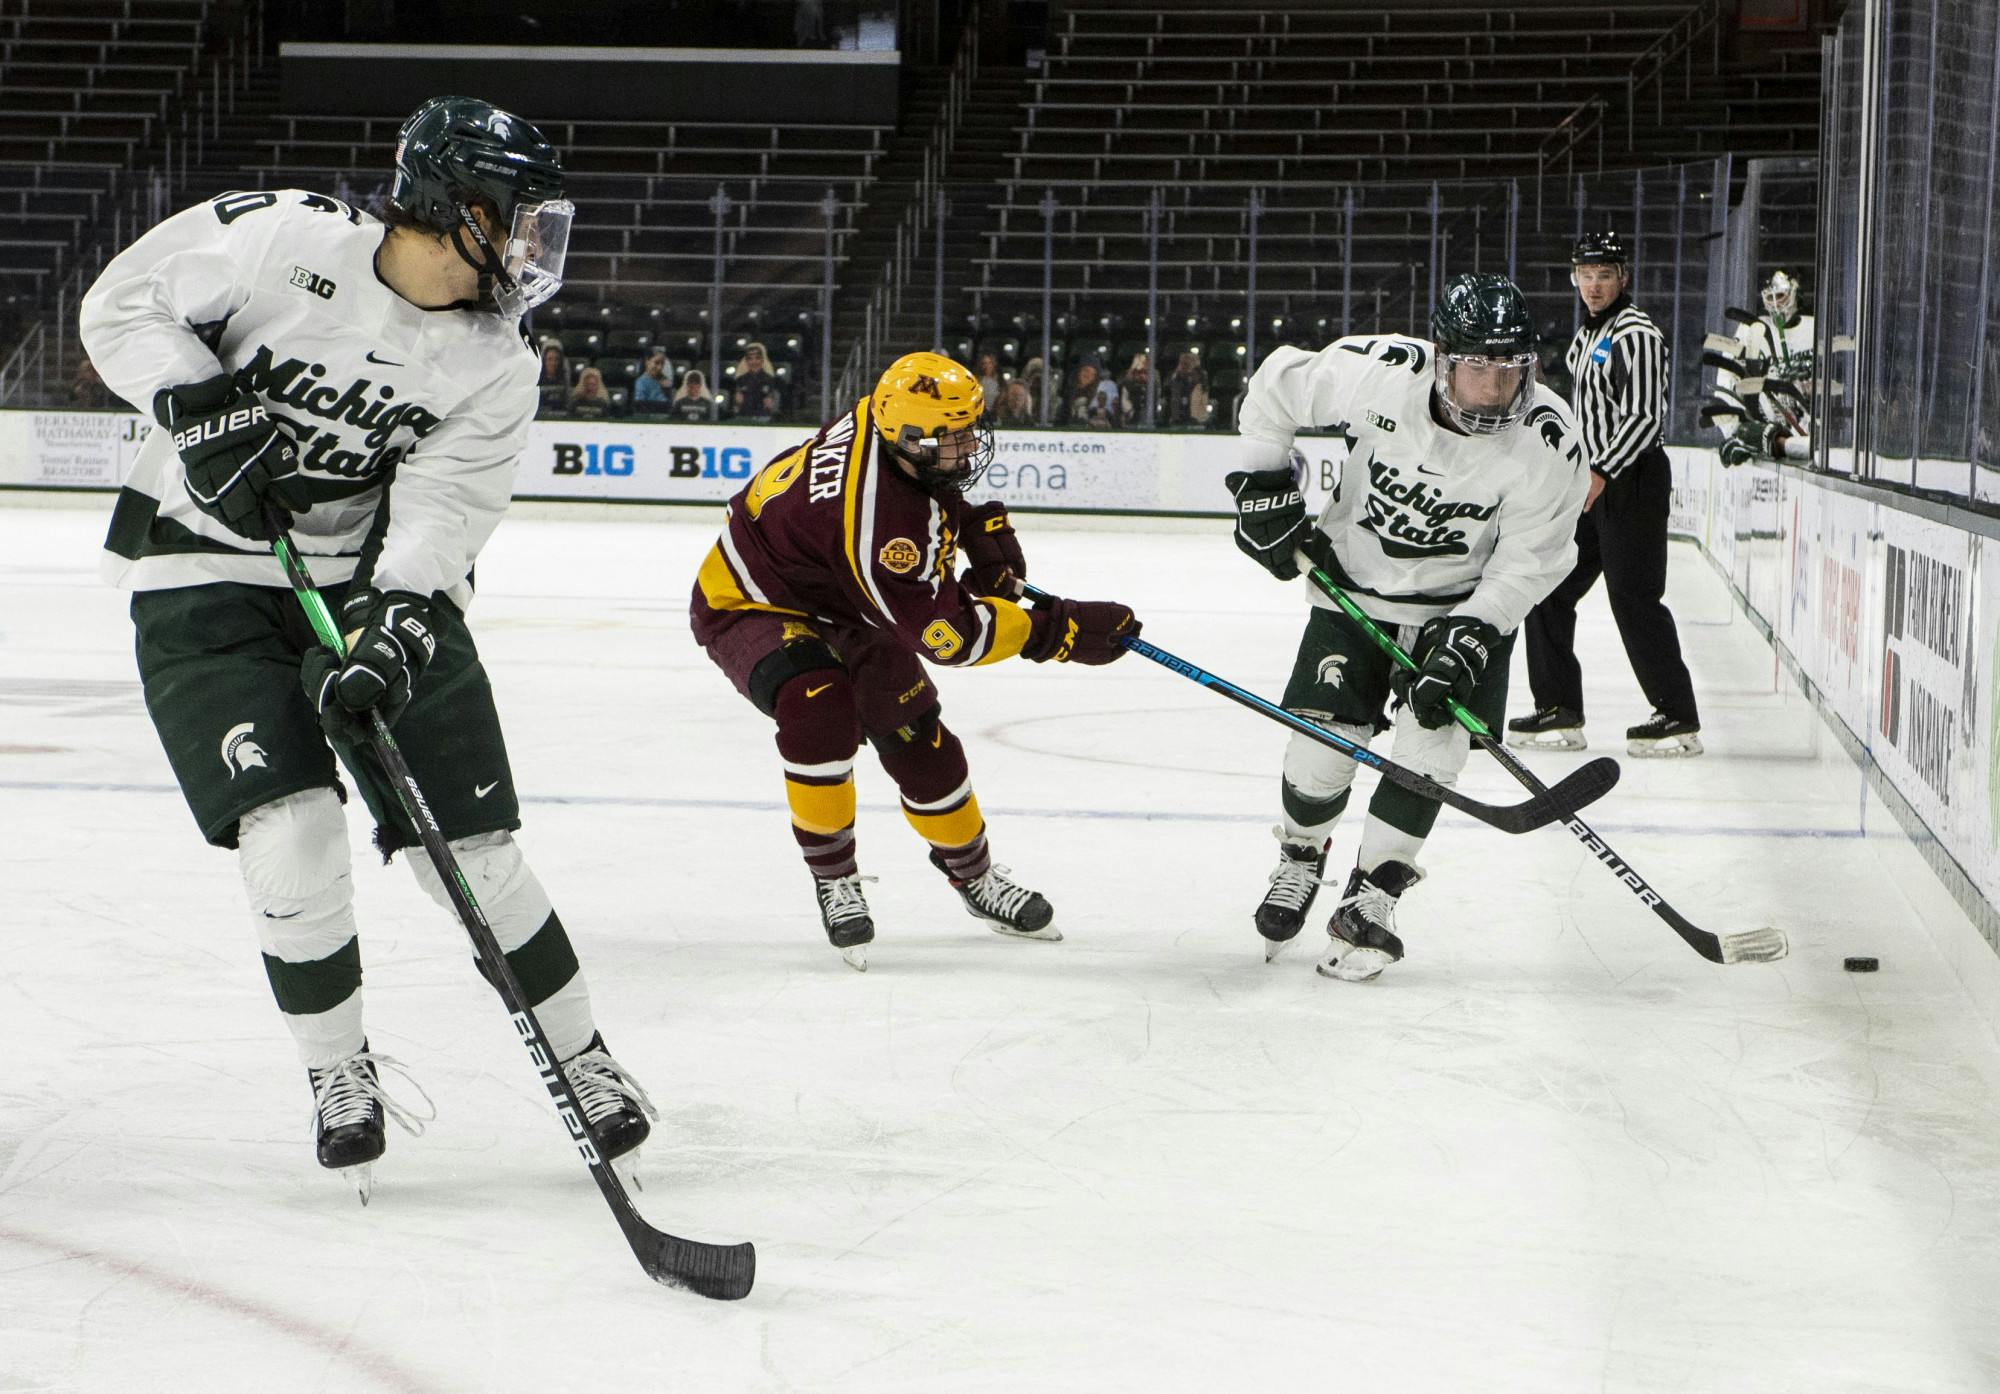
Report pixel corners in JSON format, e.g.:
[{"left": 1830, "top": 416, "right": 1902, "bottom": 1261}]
[{"left": 4, "top": 498, "right": 2000, "bottom": 1394}]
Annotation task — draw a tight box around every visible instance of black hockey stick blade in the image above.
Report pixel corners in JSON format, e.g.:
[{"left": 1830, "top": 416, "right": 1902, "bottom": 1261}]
[
  {"left": 1515, "top": 756, "right": 1622, "bottom": 833},
  {"left": 1723, "top": 304, "right": 1760, "bottom": 326},
  {"left": 641, "top": 1225, "right": 758, "bottom": 1300}
]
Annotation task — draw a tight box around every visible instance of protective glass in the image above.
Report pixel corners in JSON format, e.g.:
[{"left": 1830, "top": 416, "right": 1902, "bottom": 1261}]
[
  {"left": 1434, "top": 352, "right": 1536, "bottom": 435},
  {"left": 495, "top": 197, "right": 574, "bottom": 318}
]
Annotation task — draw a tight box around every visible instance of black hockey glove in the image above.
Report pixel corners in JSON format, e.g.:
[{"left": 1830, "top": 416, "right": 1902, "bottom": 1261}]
[
  {"left": 300, "top": 588, "right": 440, "bottom": 736},
  {"left": 962, "top": 500, "right": 1026, "bottom": 599},
  {"left": 1225, "top": 468, "right": 1308, "bottom": 581},
  {"left": 1719, "top": 420, "right": 1781, "bottom": 468},
  {"left": 157, "top": 375, "right": 309, "bottom": 541},
  {"left": 1395, "top": 614, "right": 1499, "bottom": 730},
  {"left": 1022, "top": 594, "right": 1141, "bottom": 665}
]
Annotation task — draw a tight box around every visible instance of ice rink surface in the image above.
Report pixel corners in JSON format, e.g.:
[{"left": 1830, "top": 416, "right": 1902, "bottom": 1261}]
[{"left": 5, "top": 497, "right": 2000, "bottom": 1394}]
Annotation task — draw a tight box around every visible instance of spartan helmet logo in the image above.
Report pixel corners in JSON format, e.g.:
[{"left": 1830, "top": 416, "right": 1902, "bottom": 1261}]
[
  {"left": 1317, "top": 654, "right": 1349, "bottom": 689},
  {"left": 221, "top": 721, "right": 269, "bottom": 779}
]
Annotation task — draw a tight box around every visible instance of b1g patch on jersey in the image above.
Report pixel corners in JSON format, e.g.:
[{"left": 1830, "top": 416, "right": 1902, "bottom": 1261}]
[
  {"left": 1366, "top": 410, "right": 1397, "bottom": 433},
  {"left": 879, "top": 537, "right": 922, "bottom": 574},
  {"left": 288, "top": 266, "right": 337, "bottom": 300}
]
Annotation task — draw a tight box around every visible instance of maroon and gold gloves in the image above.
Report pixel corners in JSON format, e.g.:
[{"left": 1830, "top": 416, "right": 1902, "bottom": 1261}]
[
  {"left": 962, "top": 501, "right": 1027, "bottom": 599},
  {"left": 1023, "top": 595, "right": 1141, "bottom": 665}
]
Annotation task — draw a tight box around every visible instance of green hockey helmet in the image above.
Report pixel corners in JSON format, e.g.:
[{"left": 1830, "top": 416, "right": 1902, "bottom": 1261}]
[
  {"left": 1429, "top": 273, "right": 1538, "bottom": 436},
  {"left": 389, "top": 96, "right": 572, "bottom": 317}
]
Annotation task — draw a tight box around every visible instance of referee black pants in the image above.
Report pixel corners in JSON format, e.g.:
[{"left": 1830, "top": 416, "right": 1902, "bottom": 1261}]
[{"left": 1523, "top": 445, "right": 1699, "bottom": 724}]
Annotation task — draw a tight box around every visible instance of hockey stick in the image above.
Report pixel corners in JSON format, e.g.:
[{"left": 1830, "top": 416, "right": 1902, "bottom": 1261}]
[
  {"left": 1301, "top": 565, "right": 1788, "bottom": 965},
  {"left": 1020, "top": 585, "right": 1616, "bottom": 834},
  {"left": 267, "top": 519, "right": 756, "bottom": 1299}
]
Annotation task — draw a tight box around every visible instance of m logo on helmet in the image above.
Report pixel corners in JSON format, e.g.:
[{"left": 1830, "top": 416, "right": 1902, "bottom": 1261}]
[{"left": 909, "top": 375, "right": 942, "bottom": 399}]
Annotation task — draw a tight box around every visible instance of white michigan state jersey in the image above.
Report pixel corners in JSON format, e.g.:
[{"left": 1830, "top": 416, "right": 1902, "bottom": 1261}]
[
  {"left": 1237, "top": 334, "right": 1590, "bottom": 632},
  {"left": 79, "top": 189, "right": 539, "bottom": 606}
]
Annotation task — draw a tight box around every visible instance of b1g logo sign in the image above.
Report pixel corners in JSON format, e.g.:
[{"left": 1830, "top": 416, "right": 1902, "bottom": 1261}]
[
  {"left": 667, "top": 445, "right": 755, "bottom": 479},
  {"left": 552, "top": 442, "right": 635, "bottom": 476}
]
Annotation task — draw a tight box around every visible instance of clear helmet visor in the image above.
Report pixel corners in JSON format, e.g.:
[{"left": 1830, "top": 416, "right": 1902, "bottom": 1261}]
[
  {"left": 494, "top": 197, "right": 574, "bottom": 318},
  {"left": 1434, "top": 351, "right": 1536, "bottom": 435}
]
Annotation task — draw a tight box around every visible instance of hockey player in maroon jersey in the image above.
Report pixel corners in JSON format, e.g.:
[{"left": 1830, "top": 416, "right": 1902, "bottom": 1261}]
[{"left": 691, "top": 351, "right": 1141, "bottom": 969}]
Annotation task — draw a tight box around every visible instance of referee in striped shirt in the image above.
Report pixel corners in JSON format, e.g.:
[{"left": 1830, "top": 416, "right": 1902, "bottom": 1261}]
[{"left": 1509, "top": 230, "right": 1703, "bottom": 757}]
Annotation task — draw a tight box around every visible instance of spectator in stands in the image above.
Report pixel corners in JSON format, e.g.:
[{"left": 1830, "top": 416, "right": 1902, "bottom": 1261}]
[
  {"left": 674, "top": 369, "right": 716, "bottom": 421},
  {"left": 569, "top": 366, "right": 613, "bottom": 420},
  {"left": 1117, "top": 351, "right": 1152, "bottom": 426},
  {"left": 1064, "top": 361, "right": 1115, "bottom": 429},
  {"left": 1165, "top": 351, "right": 1211, "bottom": 428},
  {"left": 539, "top": 339, "right": 569, "bottom": 389},
  {"left": 1021, "top": 356, "right": 1046, "bottom": 411},
  {"left": 633, "top": 349, "right": 674, "bottom": 411},
  {"left": 994, "top": 378, "right": 1036, "bottom": 426},
  {"left": 732, "top": 342, "right": 782, "bottom": 419},
  {"left": 973, "top": 351, "right": 1002, "bottom": 405},
  {"left": 70, "top": 357, "right": 112, "bottom": 410}
]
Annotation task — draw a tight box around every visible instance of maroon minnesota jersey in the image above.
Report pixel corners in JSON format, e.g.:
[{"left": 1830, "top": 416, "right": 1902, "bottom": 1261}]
[{"left": 692, "top": 398, "right": 1032, "bottom": 666}]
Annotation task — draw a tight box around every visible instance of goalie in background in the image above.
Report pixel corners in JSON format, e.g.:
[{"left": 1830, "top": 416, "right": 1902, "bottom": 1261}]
[{"left": 1704, "top": 269, "right": 1815, "bottom": 467}]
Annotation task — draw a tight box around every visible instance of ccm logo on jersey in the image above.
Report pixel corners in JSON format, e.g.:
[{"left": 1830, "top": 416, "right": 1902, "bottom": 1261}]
[
  {"left": 288, "top": 266, "right": 337, "bottom": 299},
  {"left": 171, "top": 405, "right": 269, "bottom": 451}
]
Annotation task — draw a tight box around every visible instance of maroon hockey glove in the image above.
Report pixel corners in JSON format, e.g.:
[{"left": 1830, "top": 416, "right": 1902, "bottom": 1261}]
[
  {"left": 1022, "top": 595, "right": 1141, "bottom": 665},
  {"left": 962, "top": 500, "right": 1027, "bottom": 599}
]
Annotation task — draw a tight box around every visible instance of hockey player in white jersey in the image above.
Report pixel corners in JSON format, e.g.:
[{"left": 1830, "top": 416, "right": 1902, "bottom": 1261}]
[
  {"left": 1226, "top": 274, "right": 1590, "bottom": 980},
  {"left": 78, "top": 96, "right": 656, "bottom": 1197},
  {"left": 1707, "top": 269, "right": 1814, "bottom": 466}
]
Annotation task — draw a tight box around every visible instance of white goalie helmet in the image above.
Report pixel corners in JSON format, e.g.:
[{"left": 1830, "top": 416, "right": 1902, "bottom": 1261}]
[{"left": 1761, "top": 270, "right": 1800, "bottom": 322}]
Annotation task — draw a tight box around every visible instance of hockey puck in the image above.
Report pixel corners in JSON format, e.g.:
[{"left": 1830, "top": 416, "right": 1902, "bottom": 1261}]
[{"left": 1843, "top": 956, "right": 1879, "bottom": 973}]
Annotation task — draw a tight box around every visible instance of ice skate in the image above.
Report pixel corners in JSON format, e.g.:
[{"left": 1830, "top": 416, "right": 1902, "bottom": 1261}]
[
  {"left": 1318, "top": 862, "right": 1424, "bottom": 983},
  {"left": 1626, "top": 711, "right": 1703, "bottom": 758},
  {"left": 1255, "top": 827, "right": 1329, "bottom": 961},
  {"left": 936, "top": 852, "right": 1059, "bottom": 941},
  {"left": 561, "top": 1032, "right": 659, "bottom": 1186},
  {"left": 814, "top": 872, "right": 875, "bottom": 971},
  {"left": 307, "top": 1045, "right": 434, "bottom": 1205},
  {"left": 1506, "top": 705, "right": 1587, "bottom": 751}
]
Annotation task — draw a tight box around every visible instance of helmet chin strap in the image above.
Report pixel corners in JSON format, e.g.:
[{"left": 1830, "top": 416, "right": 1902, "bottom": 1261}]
[{"left": 451, "top": 203, "right": 519, "bottom": 305}]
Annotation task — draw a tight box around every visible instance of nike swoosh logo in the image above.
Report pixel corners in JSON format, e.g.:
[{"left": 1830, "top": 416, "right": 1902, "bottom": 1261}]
[
  {"left": 1416, "top": 463, "right": 1446, "bottom": 477},
  {"left": 931, "top": 727, "right": 943, "bottom": 748},
  {"left": 475, "top": 781, "right": 498, "bottom": 798},
  {"left": 805, "top": 683, "right": 833, "bottom": 698},
  {"left": 261, "top": 910, "right": 301, "bottom": 920},
  {"left": 365, "top": 351, "right": 404, "bottom": 366}
]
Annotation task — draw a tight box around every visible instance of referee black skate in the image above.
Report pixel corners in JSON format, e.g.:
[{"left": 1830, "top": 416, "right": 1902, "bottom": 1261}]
[{"left": 1510, "top": 230, "right": 1703, "bottom": 758}]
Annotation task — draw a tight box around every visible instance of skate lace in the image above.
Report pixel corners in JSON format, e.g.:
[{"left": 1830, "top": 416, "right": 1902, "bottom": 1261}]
[
  {"left": 1265, "top": 840, "right": 1325, "bottom": 912},
  {"left": 562, "top": 1047, "right": 661, "bottom": 1127},
  {"left": 308, "top": 1051, "right": 435, "bottom": 1139},
  {"left": 1333, "top": 883, "right": 1399, "bottom": 932},
  {"left": 1634, "top": 711, "right": 1671, "bottom": 734},
  {"left": 967, "top": 865, "right": 1034, "bottom": 921},
  {"left": 816, "top": 874, "right": 873, "bottom": 927}
]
